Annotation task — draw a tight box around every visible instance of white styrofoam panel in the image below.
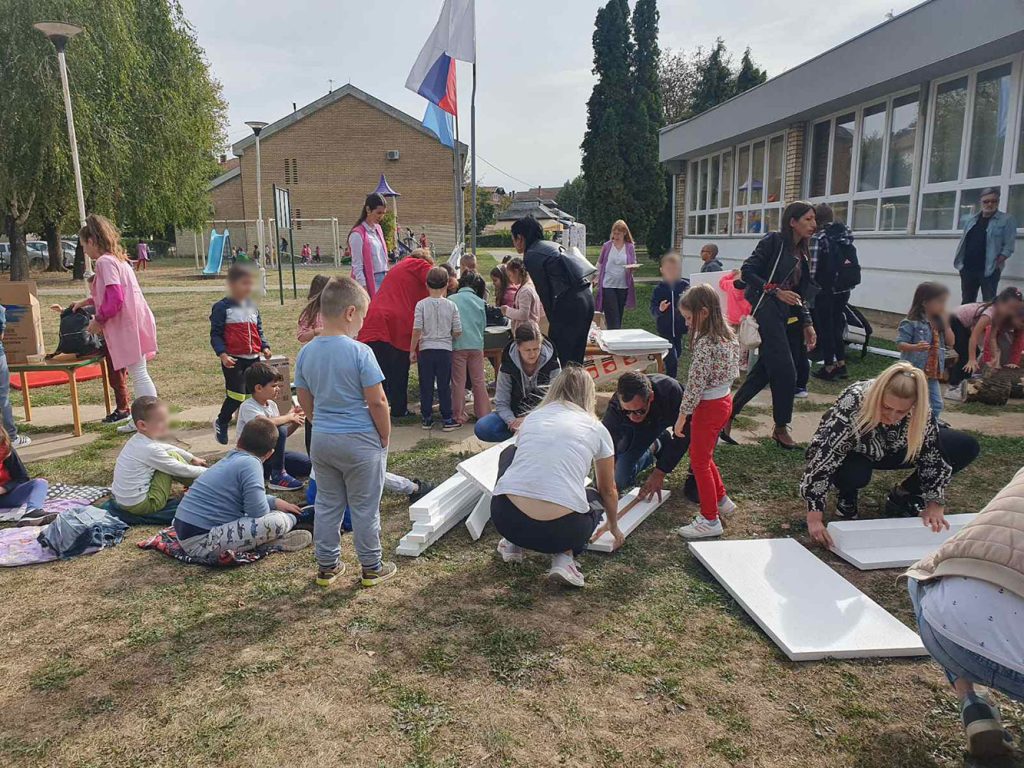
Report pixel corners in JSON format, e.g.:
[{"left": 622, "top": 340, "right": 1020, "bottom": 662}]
[
  {"left": 598, "top": 329, "right": 673, "bottom": 353},
  {"left": 396, "top": 488, "right": 484, "bottom": 557},
  {"left": 456, "top": 440, "right": 514, "bottom": 495},
  {"left": 586, "top": 488, "right": 671, "bottom": 553},
  {"left": 409, "top": 474, "right": 476, "bottom": 516},
  {"left": 828, "top": 513, "right": 976, "bottom": 570},
  {"left": 465, "top": 492, "right": 492, "bottom": 540},
  {"left": 688, "top": 538, "right": 927, "bottom": 661}
]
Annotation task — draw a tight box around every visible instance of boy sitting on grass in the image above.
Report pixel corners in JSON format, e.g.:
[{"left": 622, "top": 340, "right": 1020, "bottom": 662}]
[
  {"left": 295, "top": 276, "right": 396, "bottom": 588},
  {"left": 172, "top": 417, "right": 308, "bottom": 563},
  {"left": 111, "top": 396, "right": 207, "bottom": 521},
  {"left": 237, "top": 362, "right": 311, "bottom": 491}
]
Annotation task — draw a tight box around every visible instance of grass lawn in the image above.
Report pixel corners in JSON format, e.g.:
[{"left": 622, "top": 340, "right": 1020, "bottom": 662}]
[{"left": 2, "top": 261, "right": 1023, "bottom": 767}]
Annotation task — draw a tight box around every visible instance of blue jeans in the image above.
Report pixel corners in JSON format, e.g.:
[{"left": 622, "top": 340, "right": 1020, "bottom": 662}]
[
  {"left": 615, "top": 444, "right": 655, "bottom": 491},
  {"left": 0, "top": 478, "right": 49, "bottom": 510},
  {"left": 908, "top": 579, "right": 1024, "bottom": 701},
  {"left": 474, "top": 413, "right": 514, "bottom": 442},
  {"left": 417, "top": 349, "right": 453, "bottom": 423},
  {"left": 0, "top": 351, "right": 17, "bottom": 439},
  {"left": 927, "top": 379, "right": 943, "bottom": 417},
  {"left": 265, "top": 426, "right": 312, "bottom": 479}
]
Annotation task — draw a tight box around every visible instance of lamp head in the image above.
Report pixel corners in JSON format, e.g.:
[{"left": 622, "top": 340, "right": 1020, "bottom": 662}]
[
  {"left": 33, "top": 22, "right": 84, "bottom": 52},
  {"left": 245, "top": 121, "right": 269, "bottom": 137}
]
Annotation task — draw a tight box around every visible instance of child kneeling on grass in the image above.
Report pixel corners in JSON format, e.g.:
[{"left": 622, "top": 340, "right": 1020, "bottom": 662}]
[
  {"left": 295, "top": 276, "right": 396, "bottom": 588},
  {"left": 237, "top": 362, "right": 311, "bottom": 491},
  {"left": 172, "top": 417, "right": 307, "bottom": 563},
  {"left": 111, "top": 396, "right": 207, "bottom": 520},
  {"left": 674, "top": 284, "right": 740, "bottom": 540}
]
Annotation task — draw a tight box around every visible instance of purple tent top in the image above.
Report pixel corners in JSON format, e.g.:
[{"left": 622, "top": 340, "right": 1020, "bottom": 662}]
[{"left": 374, "top": 174, "right": 400, "bottom": 198}]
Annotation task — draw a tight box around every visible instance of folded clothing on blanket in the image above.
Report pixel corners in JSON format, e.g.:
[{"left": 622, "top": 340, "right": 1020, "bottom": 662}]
[
  {"left": 37, "top": 506, "right": 128, "bottom": 559},
  {"left": 137, "top": 527, "right": 270, "bottom": 567}
]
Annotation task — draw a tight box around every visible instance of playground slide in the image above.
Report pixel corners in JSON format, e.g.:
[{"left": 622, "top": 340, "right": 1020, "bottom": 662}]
[{"left": 202, "top": 229, "right": 230, "bottom": 275}]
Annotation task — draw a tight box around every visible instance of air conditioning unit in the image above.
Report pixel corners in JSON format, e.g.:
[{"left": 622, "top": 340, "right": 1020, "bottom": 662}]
[{"left": 386, "top": 150, "right": 400, "bottom": 161}]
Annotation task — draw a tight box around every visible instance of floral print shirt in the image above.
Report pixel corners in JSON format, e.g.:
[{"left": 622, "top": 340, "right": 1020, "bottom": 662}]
[
  {"left": 799, "top": 380, "right": 952, "bottom": 512},
  {"left": 679, "top": 335, "right": 740, "bottom": 415}
]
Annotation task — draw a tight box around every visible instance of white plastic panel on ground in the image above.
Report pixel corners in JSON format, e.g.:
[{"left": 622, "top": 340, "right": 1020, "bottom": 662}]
[
  {"left": 465, "top": 493, "right": 492, "bottom": 540},
  {"left": 828, "top": 513, "right": 976, "bottom": 570},
  {"left": 586, "top": 488, "right": 670, "bottom": 553},
  {"left": 689, "top": 538, "right": 927, "bottom": 661},
  {"left": 397, "top": 486, "right": 483, "bottom": 557},
  {"left": 456, "top": 439, "right": 514, "bottom": 495}
]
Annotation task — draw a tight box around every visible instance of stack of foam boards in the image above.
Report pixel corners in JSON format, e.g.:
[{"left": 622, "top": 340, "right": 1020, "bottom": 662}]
[
  {"left": 597, "top": 329, "right": 672, "bottom": 356},
  {"left": 456, "top": 440, "right": 514, "bottom": 540},
  {"left": 689, "top": 538, "right": 927, "bottom": 661},
  {"left": 827, "top": 513, "right": 976, "bottom": 570},
  {"left": 395, "top": 474, "right": 483, "bottom": 557},
  {"left": 587, "top": 488, "right": 671, "bottom": 552}
]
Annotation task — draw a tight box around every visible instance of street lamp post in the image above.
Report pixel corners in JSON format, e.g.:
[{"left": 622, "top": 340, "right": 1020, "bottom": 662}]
[
  {"left": 245, "top": 121, "right": 269, "bottom": 267},
  {"left": 33, "top": 21, "right": 89, "bottom": 273}
]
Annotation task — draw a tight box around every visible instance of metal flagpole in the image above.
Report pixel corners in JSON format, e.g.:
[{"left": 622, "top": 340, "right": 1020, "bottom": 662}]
[
  {"left": 470, "top": 61, "right": 477, "bottom": 256},
  {"left": 454, "top": 112, "right": 463, "bottom": 247}
]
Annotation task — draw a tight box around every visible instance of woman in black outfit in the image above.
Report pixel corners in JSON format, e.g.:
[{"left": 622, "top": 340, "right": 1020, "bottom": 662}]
[
  {"left": 511, "top": 215, "right": 595, "bottom": 366},
  {"left": 725, "top": 201, "right": 818, "bottom": 449}
]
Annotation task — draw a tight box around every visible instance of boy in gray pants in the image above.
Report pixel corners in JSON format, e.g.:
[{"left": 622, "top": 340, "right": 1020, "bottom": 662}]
[{"left": 295, "top": 277, "right": 396, "bottom": 588}]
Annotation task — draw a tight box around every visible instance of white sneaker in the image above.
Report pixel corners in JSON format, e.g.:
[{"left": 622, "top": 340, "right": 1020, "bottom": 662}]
[
  {"left": 116, "top": 422, "right": 137, "bottom": 434},
  {"left": 547, "top": 555, "right": 585, "bottom": 587},
  {"left": 717, "top": 495, "right": 737, "bottom": 518},
  {"left": 496, "top": 538, "right": 524, "bottom": 564},
  {"left": 274, "top": 529, "right": 312, "bottom": 552},
  {"left": 11, "top": 434, "right": 31, "bottom": 448},
  {"left": 794, "top": 388, "right": 809, "bottom": 399},
  {"left": 677, "top": 515, "right": 724, "bottom": 539}
]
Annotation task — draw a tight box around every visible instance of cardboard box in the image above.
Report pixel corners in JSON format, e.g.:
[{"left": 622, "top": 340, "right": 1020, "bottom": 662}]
[
  {"left": 266, "top": 355, "right": 293, "bottom": 415},
  {"left": 0, "top": 282, "right": 45, "bottom": 364}
]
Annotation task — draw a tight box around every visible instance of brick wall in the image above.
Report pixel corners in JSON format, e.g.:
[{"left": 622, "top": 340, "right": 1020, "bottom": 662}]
[
  {"left": 673, "top": 170, "right": 687, "bottom": 251},
  {"left": 208, "top": 94, "right": 463, "bottom": 257},
  {"left": 784, "top": 121, "right": 807, "bottom": 203}
]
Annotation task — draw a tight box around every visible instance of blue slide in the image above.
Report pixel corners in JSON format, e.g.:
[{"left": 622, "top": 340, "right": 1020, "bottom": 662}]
[{"left": 201, "top": 228, "right": 231, "bottom": 275}]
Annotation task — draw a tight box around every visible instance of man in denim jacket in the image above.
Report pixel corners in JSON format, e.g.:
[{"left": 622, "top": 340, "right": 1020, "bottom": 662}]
[{"left": 953, "top": 187, "right": 1017, "bottom": 304}]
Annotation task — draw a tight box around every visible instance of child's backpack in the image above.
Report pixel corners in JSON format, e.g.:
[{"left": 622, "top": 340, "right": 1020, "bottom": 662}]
[
  {"left": 826, "top": 223, "right": 861, "bottom": 292},
  {"left": 51, "top": 307, "right": 103, "bottom": 357}
]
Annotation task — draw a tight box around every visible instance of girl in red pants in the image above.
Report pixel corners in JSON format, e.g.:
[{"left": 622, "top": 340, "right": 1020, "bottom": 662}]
[{"left": 674, "top": 284, "right": 740, "bottom": 539}]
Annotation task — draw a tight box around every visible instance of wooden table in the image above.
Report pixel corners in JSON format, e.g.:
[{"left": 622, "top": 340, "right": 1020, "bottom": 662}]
[{"left": 11, "top": 354, "right": 112, "bottom": 437}]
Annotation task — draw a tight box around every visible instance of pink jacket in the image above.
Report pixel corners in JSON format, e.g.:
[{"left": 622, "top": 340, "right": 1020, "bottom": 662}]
[
  {"left": 349, "top": 222, "right": 387, "bottom": 300},
  {"left": 504, "top": 280, "right": 543, "bottom": 332},
  {"left": 595, "top": 240, "right": 637, "bottom": 311}
]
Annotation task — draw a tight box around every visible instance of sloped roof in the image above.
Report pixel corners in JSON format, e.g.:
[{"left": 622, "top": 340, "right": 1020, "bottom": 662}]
[
  {"left": 513, "top": 186, "right": 563, "bottom": 202},
  {"left": 231, "top": 83, "right": 469, "bottom": 156},
  {"left": 208, "top": 165, "right": 240, "bottom": 191},
  {"left": 497, "top": 198, "right": 573, "bottom": 223}
]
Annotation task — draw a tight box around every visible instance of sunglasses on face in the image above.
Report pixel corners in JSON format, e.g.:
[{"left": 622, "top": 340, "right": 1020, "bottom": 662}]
[{"left": 622, "top": 403, "right": 650, "bottom": 417}]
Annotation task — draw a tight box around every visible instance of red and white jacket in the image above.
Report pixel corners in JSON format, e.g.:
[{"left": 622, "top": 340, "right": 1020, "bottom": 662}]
[{"left": 210, "top": 297, "right": 269, "bottom": 358}]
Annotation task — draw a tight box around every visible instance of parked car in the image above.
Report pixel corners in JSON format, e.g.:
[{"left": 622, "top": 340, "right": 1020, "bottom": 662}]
[
  {"left": 0, "top": 242, "right": 47, "bottom": 271},
  {"left": 27, "top": 240, "right": 76, "bottom": 270}
]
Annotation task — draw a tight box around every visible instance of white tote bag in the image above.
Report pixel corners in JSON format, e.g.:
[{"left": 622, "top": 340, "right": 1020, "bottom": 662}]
[{"left": 738, "top": 242, "right": 784, "bottom": 350}]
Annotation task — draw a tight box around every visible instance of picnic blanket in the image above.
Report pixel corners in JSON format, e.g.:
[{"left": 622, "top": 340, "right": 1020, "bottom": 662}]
[
  {"left": 0, "top": 527, "right": 58, "bottom": 567},
  {"left": 137, "top": 527, "right": 271, "bottom": 567},
  {"left": 0, "top": 497, "right": 98, "bottom": 524},
  {"left": 46, "top": 484, "right": 110, "bottom": 505}
]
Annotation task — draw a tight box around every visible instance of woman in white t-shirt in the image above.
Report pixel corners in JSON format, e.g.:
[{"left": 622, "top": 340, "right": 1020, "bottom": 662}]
[
  {"left": 491, "top": 367, "right": 623, "bottom": 587},
  {"left": 594, "top": 219, "right": 639, "bottom": 330}
]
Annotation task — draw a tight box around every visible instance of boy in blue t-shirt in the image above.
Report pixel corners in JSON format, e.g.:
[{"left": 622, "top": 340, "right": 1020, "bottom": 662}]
[{"left": 294, "top": 277, "right": 395, "bottom": 588}]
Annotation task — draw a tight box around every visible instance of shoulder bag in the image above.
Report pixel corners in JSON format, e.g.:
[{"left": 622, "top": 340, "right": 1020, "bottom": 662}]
[{"left": 737, "top": 241, "right": 784, "bottom": 350}]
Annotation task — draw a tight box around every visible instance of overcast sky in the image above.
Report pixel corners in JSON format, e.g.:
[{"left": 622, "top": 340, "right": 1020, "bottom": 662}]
[{"left": 178, "top": 0, "right": 921, "bottom": 191}]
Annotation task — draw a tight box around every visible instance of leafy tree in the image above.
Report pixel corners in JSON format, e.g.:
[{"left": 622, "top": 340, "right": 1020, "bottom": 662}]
[
  {"left": 581, "top": 0, "right": 632, "bottom": 242},
  {"left": 735, "top": 47, "right": 767, "bottom": 94},
  {"left": 557, "top": 174, "right": 587, "bottom": 222},
  {"left": 690, "top": 38, "right": 735, "bottom": 116},
  {"left": 0, "top": 0, "right": 225, "bottom": 281},
  {"left": 659, "top": 47, "right": 699, "bottom": 125},
  {"left": 465, "top": 185, "right": 496, "bottom": 236},
  {"left": 623, "top": 0, "right": 664, "bottom": 249}
]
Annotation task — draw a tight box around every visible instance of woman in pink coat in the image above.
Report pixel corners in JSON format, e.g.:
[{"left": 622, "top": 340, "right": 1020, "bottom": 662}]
[
  {"left": 80, "top": 215, "right": 158, "bottom": 427},
  {"left": 594, "top": 219, "right": 639, "bottom": 330}
]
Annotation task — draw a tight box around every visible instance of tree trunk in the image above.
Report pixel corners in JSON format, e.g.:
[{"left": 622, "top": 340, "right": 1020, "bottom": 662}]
[
  {"left": 44, "top": 219, "right": 66, "bottom": 272},
  {"left": 72, "top": 241, "right": 86, "bottom": 280},
  {"left": 5, "top": 214, "right": 30, "bottom": 282}
]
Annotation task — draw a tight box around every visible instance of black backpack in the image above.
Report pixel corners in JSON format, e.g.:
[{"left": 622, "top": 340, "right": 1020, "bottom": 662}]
[
  {"left": 51, "top": 307, "right": 103, "bottom": 357},
  {"left": 826, "top": 224, "right": 861, "bottom": 292}
]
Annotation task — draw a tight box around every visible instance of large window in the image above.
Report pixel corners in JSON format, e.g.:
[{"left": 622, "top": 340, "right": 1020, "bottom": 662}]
[
  {"left": 807, "top": 90, "right": 920, "bottom": 232},
  {"left": 686, "top": 149, "right": 732, "bottom": 236},
  {"left": 920, "top": 57, "right": 1021, "bottom": 231}
]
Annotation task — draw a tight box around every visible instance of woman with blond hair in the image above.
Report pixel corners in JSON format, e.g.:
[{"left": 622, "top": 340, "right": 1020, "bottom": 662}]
[
  {"left": 78, "top": 214, "right": 158, "bottom": 430},
  {"left": 594, "top": 219, "right": 640, "bottom": 330},
  {"left": 800, "top": 362, "right": 979, "bottom": 547},
  {"left": 490, "top": 366, "right": 622, "bottom": 587}
]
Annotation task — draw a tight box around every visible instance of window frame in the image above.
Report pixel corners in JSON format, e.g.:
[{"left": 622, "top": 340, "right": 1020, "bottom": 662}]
[
  {"left": 685, "top": 148, "right": 733, "bottom": 237},
  {"left": 919, "top": 54, "right": 1023, "bottom": 232},
  {"left": 806, "top": 86, "right": 922, "bottom": 233}
]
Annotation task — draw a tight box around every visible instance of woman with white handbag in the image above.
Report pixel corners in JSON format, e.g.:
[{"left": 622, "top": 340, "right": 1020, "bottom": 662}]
[{"left": 724, "top": 201, "right": 818, "bottom": 449}]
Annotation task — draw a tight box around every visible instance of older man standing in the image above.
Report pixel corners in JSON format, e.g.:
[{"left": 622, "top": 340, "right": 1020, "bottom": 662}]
[
  {"left": 602, "top": 370, "right": 691, "bottom": 501},
  {"left": 954, "top": 187, "right": 1017, "bottom": 303}
]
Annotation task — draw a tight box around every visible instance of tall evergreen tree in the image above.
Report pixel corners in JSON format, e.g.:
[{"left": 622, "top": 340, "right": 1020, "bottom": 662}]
[
  {"left": 623, "top": 0, "right": 665, "bottom": 248},
  {"left": 690, "top": 39, "right": 735, "bottom": 116},
  {"left": 580, "top": 0, "right": 632, "bottom": 243},
  {"left": 735, "top": 47, "right": 768, "bottom": 94}
]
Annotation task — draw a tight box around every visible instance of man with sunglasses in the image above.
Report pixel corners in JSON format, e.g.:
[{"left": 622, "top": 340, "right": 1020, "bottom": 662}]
[
  {"left": 954, "top": 187, "right": 1017, "bottom": 304},
  {"left": 602, "top": 370, "right": 691, "bottom": 502}
]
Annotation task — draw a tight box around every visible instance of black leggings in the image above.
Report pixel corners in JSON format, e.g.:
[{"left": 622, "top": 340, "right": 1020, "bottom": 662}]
[
  {"left": 948, "top": 316, "right": 972, "bottom": 387},
  {"left": 601, "top": 287, "right": 628, "bottom": 330},
  {"left": 491, "top": 493, "right": 601, "bottom": 556},
  {"left": 813, "top": 292, "right": 848, "bottom": 366},
  {"left": 548, "top": 287, "right": 595, "bottom": 367},
  {"left": 368, "top": 341, "right": 411, "bottom": 417},
  {"left": 832, "top": 428, "right": 980, "bottom": 500},
  {"left": 732, "top": 303, "right": 802, "bottom": 427},
  {"left": 217, "top": 356, "right": 259, "bottom": 427}
]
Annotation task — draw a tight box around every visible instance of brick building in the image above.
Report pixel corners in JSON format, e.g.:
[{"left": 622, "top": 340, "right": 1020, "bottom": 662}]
[
  {"left": 177, "top": 84, "right": 466, "bottom": 262},
  {"left": 660, "top": 0, "right": 1023, "bottom": 314}
]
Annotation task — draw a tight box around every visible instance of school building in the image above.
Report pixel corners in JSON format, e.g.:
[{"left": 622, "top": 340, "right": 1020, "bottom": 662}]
[
  {"left": 177, "top": 84, "right": 466, "bottom": 262},
  {"left": 659, "top": 0, "right": 1024, "bottom": 315}
]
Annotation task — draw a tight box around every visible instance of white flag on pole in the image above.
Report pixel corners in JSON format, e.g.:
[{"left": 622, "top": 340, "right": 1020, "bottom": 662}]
[{"left": 405, "top": 0, "right": 476, "bottom": 99}]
